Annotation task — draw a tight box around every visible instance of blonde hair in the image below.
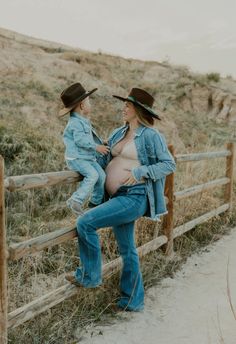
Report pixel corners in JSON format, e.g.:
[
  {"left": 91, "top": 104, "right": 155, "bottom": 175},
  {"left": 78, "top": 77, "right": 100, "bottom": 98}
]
[
  {"left": 134, "top": 105, "right": 154, "bottom": 127},
  {"left": 70, "top": 97, "right": 87, "bottom": 114}
]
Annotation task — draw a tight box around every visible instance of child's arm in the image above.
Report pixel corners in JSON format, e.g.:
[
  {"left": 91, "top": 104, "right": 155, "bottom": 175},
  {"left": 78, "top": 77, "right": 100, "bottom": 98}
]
[
  {"left": 96, "top": 144, "right": 109, "bottom": 155},
  {"left": 73, "top": 126, "right": 97, "bottom": 150},
  {"left": 73, "top": 124, "right": 109, "bottom": 154}
]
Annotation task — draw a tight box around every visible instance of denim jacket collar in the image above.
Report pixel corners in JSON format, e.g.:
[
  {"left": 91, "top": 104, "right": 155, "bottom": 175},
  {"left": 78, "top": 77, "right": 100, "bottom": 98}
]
[
  {"left": 135, "top": 125, "right": 146, "bottom": 137},
  {"left": 71, "top": 111, "right": 90, "bottom": 125}
]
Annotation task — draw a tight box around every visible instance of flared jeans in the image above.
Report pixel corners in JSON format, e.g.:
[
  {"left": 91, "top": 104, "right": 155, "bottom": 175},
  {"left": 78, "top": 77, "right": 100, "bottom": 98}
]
[{"left": 75, "top": 183, "right": 148, "bottom": 311}]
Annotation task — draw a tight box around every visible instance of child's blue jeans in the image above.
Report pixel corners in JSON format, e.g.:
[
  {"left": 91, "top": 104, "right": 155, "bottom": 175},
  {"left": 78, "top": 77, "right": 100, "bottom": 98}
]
[
  {"left": 75, "top": 183, "right": 148, "bottom": 311},
  {"left": 66, "top": 159, "right": 106, "bottom": 205}
]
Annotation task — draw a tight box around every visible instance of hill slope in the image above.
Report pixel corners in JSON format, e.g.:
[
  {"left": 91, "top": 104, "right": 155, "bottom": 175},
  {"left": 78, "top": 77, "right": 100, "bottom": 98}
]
[{"left": 0, "top": 27, "right": 236, "bottom": 174}]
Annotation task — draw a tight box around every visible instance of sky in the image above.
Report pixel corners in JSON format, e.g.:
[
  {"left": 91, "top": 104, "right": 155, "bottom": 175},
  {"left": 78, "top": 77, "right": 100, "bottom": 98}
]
[{"left": 0, "top": 0, "right": 236, "bottom": 77}]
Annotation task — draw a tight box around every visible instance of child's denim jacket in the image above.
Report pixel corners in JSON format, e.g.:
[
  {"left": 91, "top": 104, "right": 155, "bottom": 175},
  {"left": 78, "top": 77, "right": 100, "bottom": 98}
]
[
  {"left": 98, "top": 124, "right": 176, "bottom": 221},
  {"left": 63, "top": 112, "right": 102, "bottom": 161}
]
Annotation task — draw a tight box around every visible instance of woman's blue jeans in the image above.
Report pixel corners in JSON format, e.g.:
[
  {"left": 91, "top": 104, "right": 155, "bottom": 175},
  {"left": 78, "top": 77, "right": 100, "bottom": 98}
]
[{"left": 75, "top": 183, "right": 148, "bottom": 311}]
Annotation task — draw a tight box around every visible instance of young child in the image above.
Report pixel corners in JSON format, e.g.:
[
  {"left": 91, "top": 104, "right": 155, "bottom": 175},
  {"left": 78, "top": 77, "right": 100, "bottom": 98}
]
[{"left": 58, "top": 82, "right": 109, "bottom": 215}]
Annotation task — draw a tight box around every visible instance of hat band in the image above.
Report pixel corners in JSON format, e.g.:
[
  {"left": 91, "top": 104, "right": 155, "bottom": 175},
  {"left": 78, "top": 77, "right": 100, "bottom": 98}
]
[
  {"left": 128, "top": 96, "right": 153, "bottom": 110},
  {"left": 127, "top": 96, "right": 135, "bottom": 102}
]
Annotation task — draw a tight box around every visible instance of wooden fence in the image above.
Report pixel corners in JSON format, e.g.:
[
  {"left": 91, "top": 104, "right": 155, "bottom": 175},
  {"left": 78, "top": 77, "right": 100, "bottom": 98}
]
[{"left": 0, "top": 143, "right": 234, "bottom": 343}]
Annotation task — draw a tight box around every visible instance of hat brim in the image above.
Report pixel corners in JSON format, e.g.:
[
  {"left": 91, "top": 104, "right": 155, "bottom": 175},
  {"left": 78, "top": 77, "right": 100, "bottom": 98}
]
[
  {"left": 58, "top": 88, "right": 97, "bottom": 117},
  {"left": 112, "top": 95, "right": 161, "bottom": 120}
]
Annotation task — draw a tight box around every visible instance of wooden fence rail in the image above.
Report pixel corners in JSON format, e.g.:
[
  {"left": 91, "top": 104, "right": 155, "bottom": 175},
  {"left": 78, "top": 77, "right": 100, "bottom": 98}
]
[{"left": 0, "top": 143, "right": 234, "bottom": 343}]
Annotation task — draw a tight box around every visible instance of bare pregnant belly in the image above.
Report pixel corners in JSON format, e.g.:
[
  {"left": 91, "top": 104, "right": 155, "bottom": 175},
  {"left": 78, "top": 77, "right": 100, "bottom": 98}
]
[{"left": 105, "top": 156, "right": 143, "bottom": 195}]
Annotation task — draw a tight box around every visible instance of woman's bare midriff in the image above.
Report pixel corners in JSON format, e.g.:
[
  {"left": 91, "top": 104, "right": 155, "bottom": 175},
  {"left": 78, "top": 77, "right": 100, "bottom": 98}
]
[{"left": 105, "top": 138, "right": 144, "bottom": 195}]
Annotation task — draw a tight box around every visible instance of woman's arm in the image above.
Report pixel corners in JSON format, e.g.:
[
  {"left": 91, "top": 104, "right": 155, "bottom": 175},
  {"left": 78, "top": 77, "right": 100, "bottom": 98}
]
[{"left": 132, "top": 132, "right": 176, "bottom": 182}]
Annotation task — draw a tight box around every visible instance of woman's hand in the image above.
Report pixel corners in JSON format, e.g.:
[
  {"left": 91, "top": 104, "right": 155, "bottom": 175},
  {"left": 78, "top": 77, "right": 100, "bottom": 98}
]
[
  {"left": 96, "top": 145, "right": 110, "bottom": 155},
  {"left": 123, "top": 171, "right": 138, "bottom": 185}
]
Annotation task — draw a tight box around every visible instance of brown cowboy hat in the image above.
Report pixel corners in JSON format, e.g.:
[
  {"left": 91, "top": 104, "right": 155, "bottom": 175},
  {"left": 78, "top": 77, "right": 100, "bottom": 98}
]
[
  {"left": 112, "top": 87, "right": 161, "bottom": 120},
  {"left": 58, "top": 82, "right": 97, "bottom": 117}
]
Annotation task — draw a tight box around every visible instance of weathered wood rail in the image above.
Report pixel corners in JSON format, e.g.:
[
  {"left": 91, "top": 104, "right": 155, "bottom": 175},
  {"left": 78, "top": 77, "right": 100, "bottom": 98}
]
[{"left": 0, "top": 143, "right": 234, "bottom": 343}]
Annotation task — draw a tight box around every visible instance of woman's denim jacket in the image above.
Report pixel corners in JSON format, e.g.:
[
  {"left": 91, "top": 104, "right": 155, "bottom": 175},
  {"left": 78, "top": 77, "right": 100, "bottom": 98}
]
[
  {"left": 98, "top": 124, "right": 176, "bottom": 221},
  {"left": 63, "top": 112, "right": 103, "bottom": 160}
]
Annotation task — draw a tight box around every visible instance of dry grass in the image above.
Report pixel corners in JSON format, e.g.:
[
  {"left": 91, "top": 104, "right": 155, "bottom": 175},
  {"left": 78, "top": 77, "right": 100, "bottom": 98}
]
[
  {"left": 1, "top": 100, "right": 234, "bottom": 343},
  {"left": 2, "top": 102, "right": 235, "bottom": 343},
  {"left": 4, "top": 129, "right": 236, "bottom": 343},
  {"left": 7, "top": 211, "right": 235, "bottom": 344}
]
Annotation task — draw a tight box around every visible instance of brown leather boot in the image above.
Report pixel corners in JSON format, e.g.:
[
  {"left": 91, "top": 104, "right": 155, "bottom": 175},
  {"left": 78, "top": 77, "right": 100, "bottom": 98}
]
[
  {"left": 65, "top": 273, "right": 82, "bottom": 287},
  {"left": 66, "top": 200, "right": 84, "bottom": 215}
]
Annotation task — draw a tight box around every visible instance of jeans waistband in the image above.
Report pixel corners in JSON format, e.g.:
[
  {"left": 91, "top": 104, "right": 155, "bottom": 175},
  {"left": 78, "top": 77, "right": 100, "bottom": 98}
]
[{"left": 111, "top": 183, "right": 146, "bottom": 198}]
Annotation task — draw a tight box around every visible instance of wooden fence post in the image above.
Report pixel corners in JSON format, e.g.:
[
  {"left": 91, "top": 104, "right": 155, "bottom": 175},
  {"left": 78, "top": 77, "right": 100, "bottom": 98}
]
[
  {"left": 225, "top": 143, "right": 235, "bottom": 211},
  {"left": 0, "top": 156, "right": 8, "bottom": 344},
  {"left": 162, "top": 145, "right": 175, "bottom": 256}
]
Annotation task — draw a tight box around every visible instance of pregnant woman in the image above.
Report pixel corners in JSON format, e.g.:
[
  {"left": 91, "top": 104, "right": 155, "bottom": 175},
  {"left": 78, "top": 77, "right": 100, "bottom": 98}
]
[{"left": 65, "top": 87, "right": 176, "bottom": 311}]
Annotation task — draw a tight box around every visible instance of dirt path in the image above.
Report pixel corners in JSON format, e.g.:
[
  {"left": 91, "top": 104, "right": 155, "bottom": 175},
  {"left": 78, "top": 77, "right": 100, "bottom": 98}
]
[{"left": 79, "top": 228, "right": 236, "bottom": 344}]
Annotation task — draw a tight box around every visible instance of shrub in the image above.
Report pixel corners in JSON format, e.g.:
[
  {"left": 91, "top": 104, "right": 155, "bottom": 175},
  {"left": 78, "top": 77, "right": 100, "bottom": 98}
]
[
  {"left": 0, "top": 128, "right": 24, "bottom": 162},
  {"left": 207, "top": 72, "right": 220, "bottom": 82}
]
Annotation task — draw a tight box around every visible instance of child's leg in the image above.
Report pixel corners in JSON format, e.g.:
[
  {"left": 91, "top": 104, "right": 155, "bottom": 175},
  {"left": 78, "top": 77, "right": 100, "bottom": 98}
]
[
  {"left": 89, "top": 161, "right": 106, "bottom": 205},
  {"left": 66, "top": 159, "right": 99, "bottom": 205}
]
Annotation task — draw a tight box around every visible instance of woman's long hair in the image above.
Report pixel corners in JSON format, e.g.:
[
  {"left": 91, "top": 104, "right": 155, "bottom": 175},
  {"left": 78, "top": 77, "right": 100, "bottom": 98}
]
[{"left": 134, "top": 104, "right": 154, "bottom": 127}]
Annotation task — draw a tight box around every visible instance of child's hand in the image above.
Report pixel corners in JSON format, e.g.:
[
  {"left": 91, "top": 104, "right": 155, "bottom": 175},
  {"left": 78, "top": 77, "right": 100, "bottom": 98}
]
[{"left": 96, "top": 144, "right": 110, "bottom": 155}]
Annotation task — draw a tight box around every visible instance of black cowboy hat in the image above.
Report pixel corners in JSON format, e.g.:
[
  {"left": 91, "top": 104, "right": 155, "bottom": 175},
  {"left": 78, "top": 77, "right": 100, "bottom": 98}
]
[
  {"left": 112, "top": 88, "right": 160, "bottom": 120},
  {"left": 58, "top": 82, "right": 97, "bottom": 117}
]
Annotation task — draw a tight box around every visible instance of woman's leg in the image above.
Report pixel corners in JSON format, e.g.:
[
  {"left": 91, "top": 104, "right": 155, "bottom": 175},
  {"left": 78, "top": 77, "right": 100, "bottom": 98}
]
[
  {"left": 75, "top": 186, "right": 147, "bottom": 288},
  {"left": 113, "top": 222, "right": 144, "bottom": 311}
]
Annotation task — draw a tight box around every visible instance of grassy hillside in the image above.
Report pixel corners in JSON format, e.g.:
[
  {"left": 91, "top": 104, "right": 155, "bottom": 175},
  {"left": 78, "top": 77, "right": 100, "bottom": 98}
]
[
  {"left": 0, "top": 28, "right": 235, "bottom": 343},
  {"left": 1, "top": 27, "right": 236, "bottom": 176}
]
